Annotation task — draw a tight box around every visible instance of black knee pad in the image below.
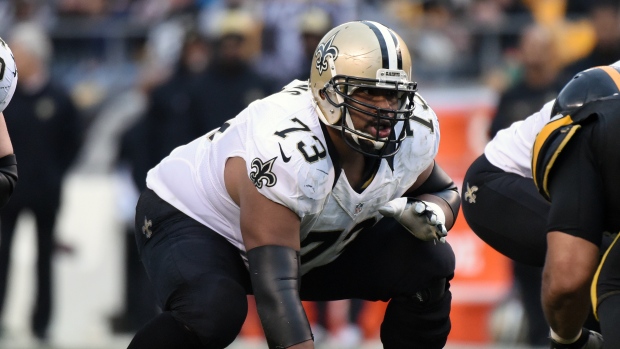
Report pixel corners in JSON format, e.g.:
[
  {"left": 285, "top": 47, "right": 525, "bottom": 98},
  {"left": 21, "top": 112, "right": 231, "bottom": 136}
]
[
  {"left": 381, "top": 278, "right": 452, "bottom": 349},
  {"left": 172, "top": 276, "right": 249, "bottom": 348},
  {"left": 411, "top": 277, "right": 447, "bottom": 306},
  {"left": 128, "top": 312, "right": 203, "bottom": 349}
]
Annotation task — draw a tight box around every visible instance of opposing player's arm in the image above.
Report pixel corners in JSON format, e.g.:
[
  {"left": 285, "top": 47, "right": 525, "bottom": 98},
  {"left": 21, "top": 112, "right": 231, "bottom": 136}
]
[{"left": 225, "top": 157, "right": 314, "bottom": 349}]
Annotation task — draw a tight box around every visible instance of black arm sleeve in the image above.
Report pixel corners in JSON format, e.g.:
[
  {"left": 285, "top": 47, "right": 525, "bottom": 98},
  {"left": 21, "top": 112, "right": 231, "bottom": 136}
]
[
  {"left": 247, "top": 245, "right": 313, "bottom": 349},
  {"left": 410, "top": 161, "right": 461, "bottom": 220},
  {"left": 0, "top": 154, "right": 17, "bottom": 208}
]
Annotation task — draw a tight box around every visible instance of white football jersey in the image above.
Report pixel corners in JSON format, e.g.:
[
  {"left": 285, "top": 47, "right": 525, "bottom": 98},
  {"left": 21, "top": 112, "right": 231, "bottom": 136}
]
[
  {"left": 484, "top": 100, "right": 554, "bottom": 178},
  {"left": 146, "top": 80, "right": 440, "bottom": 274}
]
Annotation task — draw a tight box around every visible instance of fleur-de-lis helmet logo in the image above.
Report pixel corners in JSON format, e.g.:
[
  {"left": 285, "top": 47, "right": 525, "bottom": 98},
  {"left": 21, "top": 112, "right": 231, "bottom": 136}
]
[
  {"left": 315, "top": 32, "right": 339, "bottom": 76},
  {"left": 249, "top": 157, "right": 278, "bottom": 189}
]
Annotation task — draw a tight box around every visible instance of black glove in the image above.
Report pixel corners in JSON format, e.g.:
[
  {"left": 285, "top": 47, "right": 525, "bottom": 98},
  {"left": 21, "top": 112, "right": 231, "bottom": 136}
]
[{"left": 550, "top": 329, "right": 603, "bottom": 349}]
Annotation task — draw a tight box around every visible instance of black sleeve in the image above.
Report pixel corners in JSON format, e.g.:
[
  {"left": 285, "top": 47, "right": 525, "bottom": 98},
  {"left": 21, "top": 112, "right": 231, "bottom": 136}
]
[
  {"left": 247, "top": 245, "right": 313, "bottom": 348},
  {"left": 547, "top": 131, "right": 604, "bottom": 246},
  {"left": 409, "top": 161, "right": 461, "bottom": 221},
  {"left": 0, "top": 154, "right": 18, "bottom": 208}
]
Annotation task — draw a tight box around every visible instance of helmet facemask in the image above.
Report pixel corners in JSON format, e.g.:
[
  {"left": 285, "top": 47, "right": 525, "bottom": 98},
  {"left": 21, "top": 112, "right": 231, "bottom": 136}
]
[
  {"left": 309, "top": 20, "right": 417, "bottom": 158},
  {"left": 321, "top": 74, "right": 417, "bottom": 158}
]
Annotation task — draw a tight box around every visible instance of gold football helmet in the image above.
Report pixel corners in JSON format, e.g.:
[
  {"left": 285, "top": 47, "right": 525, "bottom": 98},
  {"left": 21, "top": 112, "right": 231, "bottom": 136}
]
[{"left": 309, "top": 20, "right": 417, "bottom": 157}]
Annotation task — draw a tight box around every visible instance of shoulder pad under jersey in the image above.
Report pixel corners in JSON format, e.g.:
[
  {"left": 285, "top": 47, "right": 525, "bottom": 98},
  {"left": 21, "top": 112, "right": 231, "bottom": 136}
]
[
  {"left": 532, "top": 96, "right": 620, "bottom": 200},
  {"left": 395, "top": 94, "right": 440, "bottom": 176},
  {"left": 245, "top": 104, "right": 333, "bottom": 217}
]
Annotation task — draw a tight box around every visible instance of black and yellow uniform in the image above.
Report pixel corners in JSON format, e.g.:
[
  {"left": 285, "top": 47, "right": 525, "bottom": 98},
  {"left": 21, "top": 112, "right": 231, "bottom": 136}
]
[{"left": 533, "top": 95, "right": 620, "bottom": 348}]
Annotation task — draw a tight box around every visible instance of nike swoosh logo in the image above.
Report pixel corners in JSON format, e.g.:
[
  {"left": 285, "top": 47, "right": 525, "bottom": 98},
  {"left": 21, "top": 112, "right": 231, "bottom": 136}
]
[{"left": 278, "top": 143, "right": 292, "bottom": 163}]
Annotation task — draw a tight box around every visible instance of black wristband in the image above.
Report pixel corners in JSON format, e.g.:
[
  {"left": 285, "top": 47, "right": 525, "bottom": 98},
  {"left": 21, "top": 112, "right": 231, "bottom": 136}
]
[{"left": 247, "top": 245, "right": 313, "bottom": 349}]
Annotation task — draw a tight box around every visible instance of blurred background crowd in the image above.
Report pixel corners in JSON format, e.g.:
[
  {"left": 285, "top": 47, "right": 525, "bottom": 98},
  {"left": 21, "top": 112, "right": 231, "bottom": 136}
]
[{"left": 0, "top": 0, "right": 619, "bottom": 348}]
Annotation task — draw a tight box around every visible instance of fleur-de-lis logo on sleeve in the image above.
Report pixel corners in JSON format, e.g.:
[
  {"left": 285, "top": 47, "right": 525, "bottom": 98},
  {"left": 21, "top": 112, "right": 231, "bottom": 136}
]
[
  {"left": 141, "top": 217, "right": 153, "bottom": 238},
  {"left": 315, "top": 32, "right": 339, "bottom": 76},
  {"left": 464, "top": 182, "right": 479, "bottom": 204},
  {"left": 249, "top": 157, "right": 278, "bottom": 189}
]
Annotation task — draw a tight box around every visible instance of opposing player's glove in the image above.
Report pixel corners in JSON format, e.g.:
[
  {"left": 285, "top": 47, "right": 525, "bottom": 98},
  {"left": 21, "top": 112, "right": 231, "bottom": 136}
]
[
  {"left": 550, "top": 329, "right": 603, "bottom": 349},
  {"left": 378, "top": 197, "right": 448, "bottom": 243}
]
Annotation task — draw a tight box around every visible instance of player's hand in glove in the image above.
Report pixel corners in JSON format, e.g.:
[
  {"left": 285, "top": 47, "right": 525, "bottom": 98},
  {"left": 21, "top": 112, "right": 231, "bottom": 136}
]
[
  {"left": 378, "top": 197, "right": 448, "bottom": 243},
  {"left": 550, "top": 328, "right": 603, "bottom": 349}
]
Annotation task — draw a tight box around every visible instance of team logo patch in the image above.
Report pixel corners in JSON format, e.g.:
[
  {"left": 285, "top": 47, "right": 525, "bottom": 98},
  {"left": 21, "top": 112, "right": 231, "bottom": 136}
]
[
  {"left": 315, "top": 32, "right": 339, "bottom": 76},
  {"left": 250, "top": 157, "right": 278, "bottom": 189},
  {"left": 354, "top": 203, "right": 364, "bottom": 215},
  {"left": 464, "top": 182, "right": 478, "bottom": 204},
  {"left": 141, "top": 216, "right": 153, "bottom": 238}
]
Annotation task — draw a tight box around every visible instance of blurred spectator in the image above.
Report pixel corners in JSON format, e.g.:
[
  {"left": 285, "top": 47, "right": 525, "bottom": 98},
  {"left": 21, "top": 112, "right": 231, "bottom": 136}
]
[
  {"left": 294, "top": 6, "right": 332, "bottom": 81},
  {"left": 468, "top": 0, "right": 534, "bottom": 77},
  {"left": 560, "top": 0, "right": 620, "bottom": 82},
  {"left": 131, "top": 0, "right": 200, "bottom": 24},
  {"left": 194, "top": 10, "right": 277, "bottom": 128},
  {"left": 0, "top": 22, "right": 83, "bottom": 342},
  {"left": 198, "top": 0, "right": 257, "bottom": 41},
  {"left": 252, "top": 0, "right": 356, "bottom": 88},
  {"left": 471, "top": 0, "right": 533, "bottom": 53},
  {"left": 414, "top": 0, "right": 475, "bottom": 81},
  {"left": 489, "top": 24, "right": 563, "bottom": 138},
  {"left": 0, "top": 0, "right": 56, "bottom": 36},
  {"left": 107, "top": 31, "right": 213, "bottom": 334},
  {"left": 128, "top": 28, "right": 212, "bottom": 192},
  {"left": 56, "top": 0, "right": 107, "bottom": 17},
  {"left": 564, "top": 0, "right": 593, "bottom": 19}
]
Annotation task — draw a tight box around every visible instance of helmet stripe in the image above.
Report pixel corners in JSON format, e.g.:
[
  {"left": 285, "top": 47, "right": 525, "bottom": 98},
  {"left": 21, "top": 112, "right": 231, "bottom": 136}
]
[
  {"left": 361, "top": 21, "right": 398, "bottom": 70},
  {"left": 388, "top": 31, "right": 403, "bottom": 70},
  {"left": 599, "top": 65, "right": 620, "bottom": 90}
]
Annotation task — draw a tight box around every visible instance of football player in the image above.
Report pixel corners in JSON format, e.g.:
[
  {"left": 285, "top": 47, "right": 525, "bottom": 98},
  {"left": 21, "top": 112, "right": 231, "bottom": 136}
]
[
  {"left": 462, "top": 63, "right": 620, "bottom": 349},
  {"left": 128, "top": 21, "right": 460, "bottom": 349},
  {"left": 532, "top": 65, "right": 620, "bottom": 349}
]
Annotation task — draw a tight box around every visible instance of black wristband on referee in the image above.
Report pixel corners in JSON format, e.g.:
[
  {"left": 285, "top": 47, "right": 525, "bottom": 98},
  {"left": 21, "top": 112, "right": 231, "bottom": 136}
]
[{"left": 247, "top": 245, "right": 313, "bottom": 349}]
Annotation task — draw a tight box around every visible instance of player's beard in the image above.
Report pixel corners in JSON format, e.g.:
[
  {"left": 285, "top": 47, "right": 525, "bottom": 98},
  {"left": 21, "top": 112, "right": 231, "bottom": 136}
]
[{"left": 359, "top": 138, "right": 382, "bottom": 155}]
